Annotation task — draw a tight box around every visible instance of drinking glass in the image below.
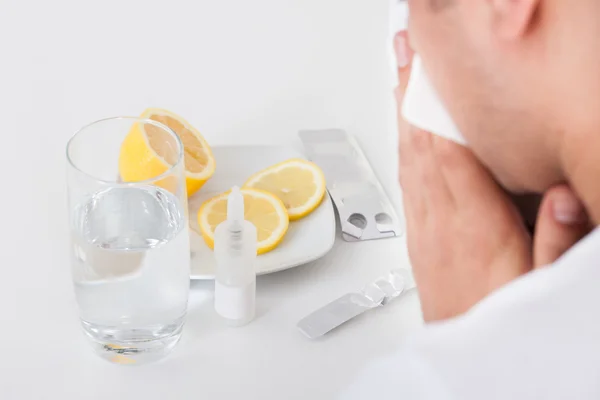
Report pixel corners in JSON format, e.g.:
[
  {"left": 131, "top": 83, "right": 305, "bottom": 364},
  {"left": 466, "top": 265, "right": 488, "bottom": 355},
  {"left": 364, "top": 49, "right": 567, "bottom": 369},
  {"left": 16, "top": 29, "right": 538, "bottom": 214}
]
[{"left": 66, "top": 117, "right": 190, "bottom": 365}]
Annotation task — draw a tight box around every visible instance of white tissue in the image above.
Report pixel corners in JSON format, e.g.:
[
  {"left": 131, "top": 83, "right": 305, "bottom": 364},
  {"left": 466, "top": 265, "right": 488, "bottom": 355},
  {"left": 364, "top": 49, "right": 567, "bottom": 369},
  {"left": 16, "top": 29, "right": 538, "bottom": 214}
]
[
  {"left": 389, "top": 0, "right": 466, "bottom": 144},
  {"left": 401, "top": 56, "right": 467, "bottom": 146}
]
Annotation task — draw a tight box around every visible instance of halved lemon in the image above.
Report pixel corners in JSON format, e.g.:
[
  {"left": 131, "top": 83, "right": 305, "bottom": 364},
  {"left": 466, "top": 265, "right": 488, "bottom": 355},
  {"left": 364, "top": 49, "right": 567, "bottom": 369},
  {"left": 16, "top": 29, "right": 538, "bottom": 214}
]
[
  {"left": 244, "top": 159, "right": 326, "bottom": 220},
  {"left": 119, "top": 108, "right": 215, "bottom": 197},
  {"left": 198, "top": 188, "right": 289, "bottom": 255}
]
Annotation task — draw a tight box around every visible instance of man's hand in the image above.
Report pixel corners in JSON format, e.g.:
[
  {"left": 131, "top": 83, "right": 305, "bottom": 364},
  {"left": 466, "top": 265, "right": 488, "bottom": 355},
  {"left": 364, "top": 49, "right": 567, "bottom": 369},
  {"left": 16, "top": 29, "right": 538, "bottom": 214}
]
[{"left": 394, "top": 31, "right": 590, "bottom": 322}]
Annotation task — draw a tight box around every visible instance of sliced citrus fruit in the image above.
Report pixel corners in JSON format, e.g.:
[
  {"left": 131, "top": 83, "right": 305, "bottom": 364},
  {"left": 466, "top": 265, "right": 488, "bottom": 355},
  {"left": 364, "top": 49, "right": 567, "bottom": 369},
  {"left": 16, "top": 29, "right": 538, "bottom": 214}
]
[
  {"left": 243, "top": 159, "right": 326, "bottom": 220},
  {"left": 119, "top": 108, "right": 215, "bottom": 197},
  {"left": 198, "top": 188, "right": 289, "bottom": 255}
]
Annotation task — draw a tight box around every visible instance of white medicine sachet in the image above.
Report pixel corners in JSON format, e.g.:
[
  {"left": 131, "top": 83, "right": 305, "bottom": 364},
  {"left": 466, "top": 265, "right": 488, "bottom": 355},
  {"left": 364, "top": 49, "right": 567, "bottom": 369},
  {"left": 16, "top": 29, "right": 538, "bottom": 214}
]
[{"left": 401, "top": 55, "right": 467, "bottom": 146}]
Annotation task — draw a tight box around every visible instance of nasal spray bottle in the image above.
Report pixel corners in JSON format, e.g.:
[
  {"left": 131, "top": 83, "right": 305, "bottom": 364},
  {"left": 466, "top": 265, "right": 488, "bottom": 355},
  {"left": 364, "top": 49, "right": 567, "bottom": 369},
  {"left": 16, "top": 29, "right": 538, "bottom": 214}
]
[{"left": 214, "top": 187, "right": 257, "bottom": 326}]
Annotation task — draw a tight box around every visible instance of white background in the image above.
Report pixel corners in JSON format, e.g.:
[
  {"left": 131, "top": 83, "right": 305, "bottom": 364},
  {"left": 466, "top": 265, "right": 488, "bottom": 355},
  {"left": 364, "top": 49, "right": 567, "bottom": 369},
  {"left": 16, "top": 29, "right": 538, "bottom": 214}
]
[{"left": 0, "top": 0, "right": 422, "bottom": 398}]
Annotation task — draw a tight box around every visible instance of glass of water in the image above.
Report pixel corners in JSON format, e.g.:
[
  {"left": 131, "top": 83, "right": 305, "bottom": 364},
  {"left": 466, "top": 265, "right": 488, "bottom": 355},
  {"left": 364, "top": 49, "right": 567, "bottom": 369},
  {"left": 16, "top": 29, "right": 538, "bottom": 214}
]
[{"left": 66, "top": 117, "right": 190, "bottom": 365}]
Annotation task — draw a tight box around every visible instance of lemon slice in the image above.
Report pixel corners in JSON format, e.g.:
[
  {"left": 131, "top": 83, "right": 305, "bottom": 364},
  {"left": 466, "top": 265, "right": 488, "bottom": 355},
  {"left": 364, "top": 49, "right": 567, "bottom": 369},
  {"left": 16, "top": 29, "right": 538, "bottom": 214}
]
[
  {"left": 244, "top": 159, "right": 326, "bottom": 220},
  {"left": 198, "top": 188, "right": 289, "bottom": 255},
  {"left": 119, "top": 108, "right": 215, "bottom": 197}
]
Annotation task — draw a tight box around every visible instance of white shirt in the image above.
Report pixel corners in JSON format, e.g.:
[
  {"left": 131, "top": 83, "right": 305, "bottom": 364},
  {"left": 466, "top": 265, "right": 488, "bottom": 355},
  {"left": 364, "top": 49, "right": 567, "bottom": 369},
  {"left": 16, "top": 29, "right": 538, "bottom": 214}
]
[{"left": 343, "top": 228, "right": 600, "bottom": 399}]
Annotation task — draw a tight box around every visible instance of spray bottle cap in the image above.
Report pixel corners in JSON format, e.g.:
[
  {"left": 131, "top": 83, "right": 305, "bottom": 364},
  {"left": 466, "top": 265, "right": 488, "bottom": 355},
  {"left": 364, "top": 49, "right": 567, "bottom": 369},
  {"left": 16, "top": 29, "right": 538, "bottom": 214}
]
[{"left": 227, "top": 186, "right": 245, "bottom": 224}]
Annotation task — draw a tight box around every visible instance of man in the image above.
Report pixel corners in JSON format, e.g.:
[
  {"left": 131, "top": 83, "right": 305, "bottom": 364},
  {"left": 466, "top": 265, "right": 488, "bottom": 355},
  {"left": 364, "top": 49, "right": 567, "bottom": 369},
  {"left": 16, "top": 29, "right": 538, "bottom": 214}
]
[{"left": 345, "top": 0, "right": 600, "bottom": 398}]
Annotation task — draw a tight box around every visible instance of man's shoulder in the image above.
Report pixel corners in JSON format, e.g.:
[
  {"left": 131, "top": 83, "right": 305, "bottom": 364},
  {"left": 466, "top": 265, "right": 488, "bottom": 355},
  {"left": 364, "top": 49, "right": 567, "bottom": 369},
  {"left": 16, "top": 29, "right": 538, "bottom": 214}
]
[{"left": 405, "top": 227, "right": 600, "bottom": 399}]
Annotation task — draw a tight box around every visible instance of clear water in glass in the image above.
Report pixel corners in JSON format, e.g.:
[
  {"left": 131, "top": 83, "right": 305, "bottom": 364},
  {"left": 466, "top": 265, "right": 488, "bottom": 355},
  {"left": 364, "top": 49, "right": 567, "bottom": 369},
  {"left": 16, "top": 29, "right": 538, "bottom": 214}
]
[{"left": 71, "top": 185, "right": 190, "bottom": 364}]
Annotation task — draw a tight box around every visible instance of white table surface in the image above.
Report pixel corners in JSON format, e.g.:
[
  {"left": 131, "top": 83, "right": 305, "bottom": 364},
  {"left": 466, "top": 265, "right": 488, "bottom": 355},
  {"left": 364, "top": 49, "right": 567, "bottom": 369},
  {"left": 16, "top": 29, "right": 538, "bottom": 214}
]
[{"left": 0, "top": 0, "right": 423, "bottom": 398}]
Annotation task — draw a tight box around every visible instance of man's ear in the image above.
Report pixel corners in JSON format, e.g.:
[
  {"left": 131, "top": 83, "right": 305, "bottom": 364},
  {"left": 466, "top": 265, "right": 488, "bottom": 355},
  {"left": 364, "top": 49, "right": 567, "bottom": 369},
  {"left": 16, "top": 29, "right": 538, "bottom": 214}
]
[{"left": 491, "top": 0, "right": 540, "bottom": 39}]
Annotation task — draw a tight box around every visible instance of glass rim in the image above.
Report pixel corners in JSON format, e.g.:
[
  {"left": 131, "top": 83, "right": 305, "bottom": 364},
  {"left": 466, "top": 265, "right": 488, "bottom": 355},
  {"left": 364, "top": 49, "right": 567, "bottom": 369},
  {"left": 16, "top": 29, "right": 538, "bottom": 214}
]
[{"left": 66, "top": 116, "right": 184, "bottom": 186}]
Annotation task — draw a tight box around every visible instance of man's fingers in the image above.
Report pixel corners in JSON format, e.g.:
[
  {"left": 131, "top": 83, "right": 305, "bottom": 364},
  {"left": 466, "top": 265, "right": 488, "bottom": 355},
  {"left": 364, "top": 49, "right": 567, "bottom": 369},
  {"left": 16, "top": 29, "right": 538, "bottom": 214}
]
[
  {"left": 395, "top": 29, "right": 414, "bottom": 173},
  {"left": 409, "top": 128, "right": 454, "bottom": 213},
  {"left": 395, "top": 30, "right": 414, "bottom": 169},
  {"left": 534, "top": 185, "right": 591, "bottom": 268},
  {"left": 395, "top": 32, "right": 453, "bottom": 220},
  {"left": 395, "top": 30, "right": 425, "bottom": 221},
  {"left": 435, "top": 137, "right": 509, "bottom": 212},
  {"left": 395, "top": 31, "right": 414, "bottom": 96}
]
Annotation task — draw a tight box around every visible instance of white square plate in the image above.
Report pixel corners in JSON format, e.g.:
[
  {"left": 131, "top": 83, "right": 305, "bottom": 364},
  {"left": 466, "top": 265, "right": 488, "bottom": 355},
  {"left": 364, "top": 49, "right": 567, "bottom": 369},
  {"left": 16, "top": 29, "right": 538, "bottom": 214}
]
[{"left": 188, "top": 146, "right": 336, "bottom": 279}]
